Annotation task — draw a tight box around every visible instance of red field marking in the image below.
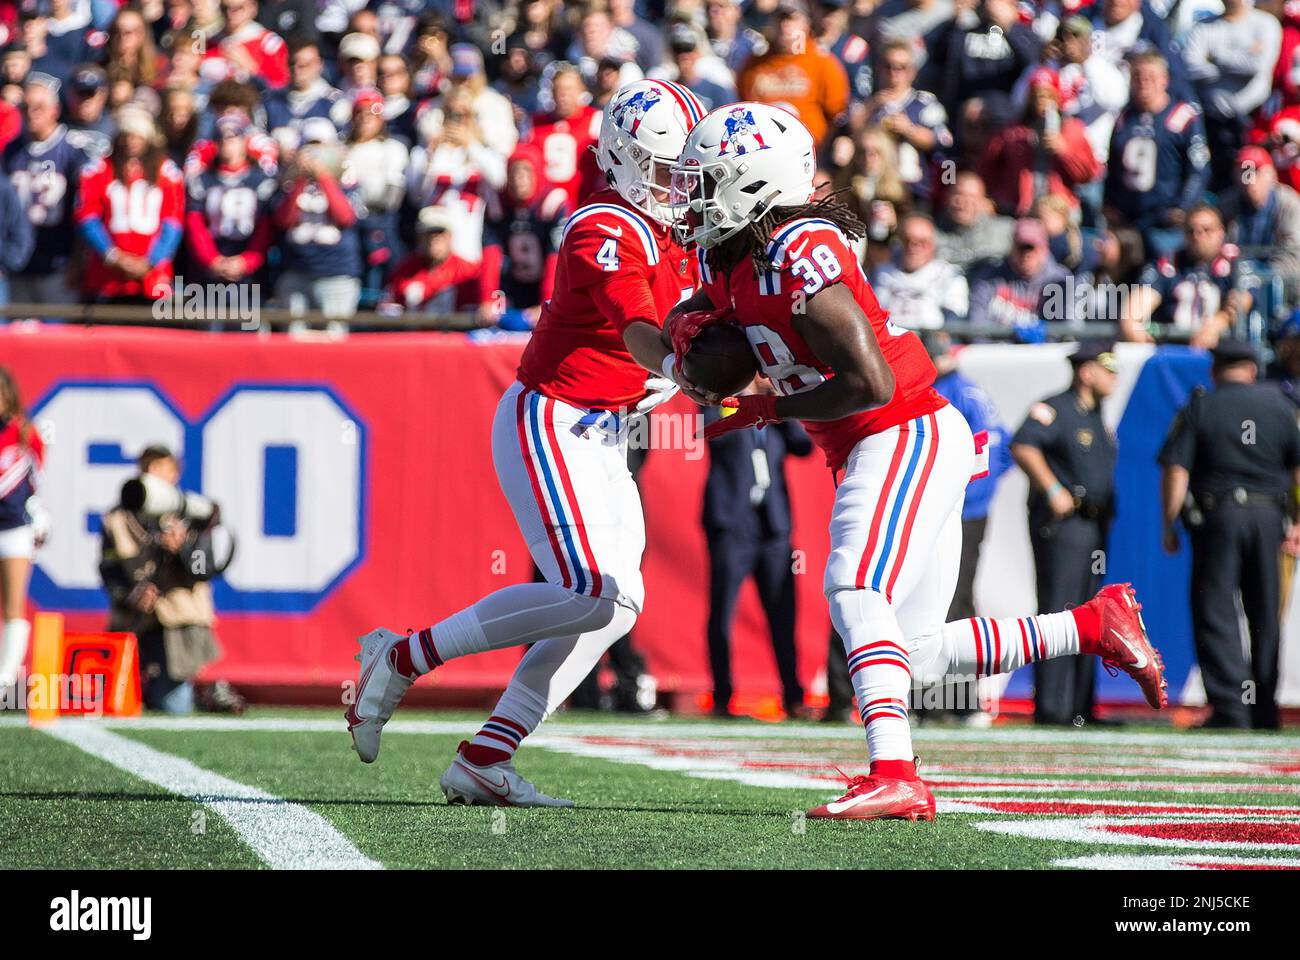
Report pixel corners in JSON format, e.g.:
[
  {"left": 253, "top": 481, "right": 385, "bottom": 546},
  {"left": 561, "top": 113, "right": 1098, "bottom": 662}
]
[
  {"left": 1105, "top": 821, "right": 1300, "bottom": 846},
  {"left": 945, "top": 797, "right": 1300, "bottom": 817}
]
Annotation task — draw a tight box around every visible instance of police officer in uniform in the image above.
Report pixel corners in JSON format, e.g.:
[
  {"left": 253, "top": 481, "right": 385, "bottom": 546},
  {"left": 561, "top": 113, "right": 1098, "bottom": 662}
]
[
  {"left": 1159, "top": 340, "right": 1300, "bottom": 729},
  {"left": 1011, "top": 341, "right": 1120, "bottom": 725}
]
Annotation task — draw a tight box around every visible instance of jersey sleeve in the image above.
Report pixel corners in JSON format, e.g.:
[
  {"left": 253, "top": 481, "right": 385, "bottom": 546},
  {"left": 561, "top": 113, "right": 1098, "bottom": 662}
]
[
  {"left": 563, "top": 215, "right": 659, "bottom": 332},
  {"left": 772, "top": 223, "right": 859, "bottom": 301}
]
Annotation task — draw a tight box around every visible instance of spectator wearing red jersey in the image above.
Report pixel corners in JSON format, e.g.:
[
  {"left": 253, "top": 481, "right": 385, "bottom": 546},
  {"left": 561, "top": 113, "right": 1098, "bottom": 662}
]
[
  {"left": 74, "top": 106, "right": 184, "bottom": 303},
  {"left": 385, "top": 205, "right": 479, "bottom": 315},
  {"left": 979, "top": 67, "right": 1101, "bottom": 218},
  {"left": 524, "top": 63, "right": 602, "bottom": 211},
  {"left": 203, "top": 0, "right": 290, "bottom": 91}
]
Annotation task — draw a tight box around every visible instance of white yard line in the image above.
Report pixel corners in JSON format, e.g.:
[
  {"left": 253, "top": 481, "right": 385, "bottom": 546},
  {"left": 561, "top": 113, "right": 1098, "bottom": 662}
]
[
  {"left": 4, "top": 713, "right": 1297, "bottom": 751},
  {"left": 42, "top": 721, "right": 381, "bottom": 871}
]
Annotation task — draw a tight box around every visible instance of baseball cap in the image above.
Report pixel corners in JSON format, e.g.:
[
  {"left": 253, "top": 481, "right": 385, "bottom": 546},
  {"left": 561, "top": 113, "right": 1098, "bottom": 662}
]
[
  {"left": 215, "top": 110, "right": 252, "bottom": 139},
  {"left": 416, "top": 205, "right": 454, "bottom": 234},
  {"left": 115, "top": 105, "right": 161, "bottom": 144},
  {"left": 1013, "top": 217, "right": 1048, "bottom": 248},
  {"left": 1059, "top": 15, "right": 1092, "bottom": 38},
  {"left": 1026, "top": 66, "right": 1061, "bottom": 96},
  {"left": 1070, "top": 340, "right": 1118, "bottom": 372},
  {"left": 70, "top": 63, "right": 106, "bottom": 94},
  {"left": 24, "top": 70, "right": 61, "bottom": 95},
  {"left": 1238, "top": 145, "right": 1274, "bottom": 171},
  {"left": 669, "top": 24, "right": 699, "bottom": 53},
  {"left": 338, "top": 32, "right": 380, "bottom": 62},
  {"left": 449, "top": 43, "right": 484, "bottom": 78},
  {"left": 1211, "top": 339, "right": 1261, "bottom": 367},
  {"left": 351, "top": 86, "right": 384, "bottom": 113},
  {"left": 300, "top": 116, "right": 339, "bottom": 145}
]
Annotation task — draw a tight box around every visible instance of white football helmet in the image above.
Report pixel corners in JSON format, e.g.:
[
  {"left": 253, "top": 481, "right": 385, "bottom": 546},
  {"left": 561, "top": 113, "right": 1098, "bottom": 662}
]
[
  {"left": 596, "top": 79, "right": 705, "bottom": 225},
  {"left": 670, "top": 102, "right": 817, "bottom": 249}
]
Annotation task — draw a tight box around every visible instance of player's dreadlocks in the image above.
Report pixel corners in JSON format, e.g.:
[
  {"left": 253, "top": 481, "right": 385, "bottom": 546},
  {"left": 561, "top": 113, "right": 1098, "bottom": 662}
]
[{"left": 707, "top": 188, "right": 867, "bottom": 279}]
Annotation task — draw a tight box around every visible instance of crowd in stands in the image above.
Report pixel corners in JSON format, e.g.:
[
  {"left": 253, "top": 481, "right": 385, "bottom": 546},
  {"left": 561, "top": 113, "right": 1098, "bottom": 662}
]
[{"left": 1, "top": 0, "right": 1300, "bottom": 342}]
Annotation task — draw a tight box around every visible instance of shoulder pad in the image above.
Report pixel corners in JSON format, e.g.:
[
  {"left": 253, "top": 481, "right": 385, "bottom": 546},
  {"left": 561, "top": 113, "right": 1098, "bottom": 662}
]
[
  {"left": 562, "top": 203, "right": 661, "bottom": 266},
  {"left": 765, "top": 218, "right": 851, "bottom": 269}
]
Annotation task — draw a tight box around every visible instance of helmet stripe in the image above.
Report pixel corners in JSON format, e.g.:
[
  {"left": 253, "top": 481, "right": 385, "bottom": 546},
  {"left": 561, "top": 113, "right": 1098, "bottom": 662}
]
[
  {"left": 657, "top": 78, "right": 705, "bottom": 125},
  {"left": 643, "top": 78, "right": 704, "bottom": 128}
]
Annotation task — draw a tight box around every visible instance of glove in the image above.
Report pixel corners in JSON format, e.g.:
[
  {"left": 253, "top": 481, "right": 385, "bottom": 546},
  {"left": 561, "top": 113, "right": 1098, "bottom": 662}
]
[
  {"left": 666, "top": 307, "right": 732, "bottom": 365},
  {"left": 633, "top": 375, "right": 679, "bottom": 416},
  {"left": 701, "top": 394, "right": 780, "bottom": 440},
  {"left": 25, "top": 495, "right": 50, "bottom": 547}
]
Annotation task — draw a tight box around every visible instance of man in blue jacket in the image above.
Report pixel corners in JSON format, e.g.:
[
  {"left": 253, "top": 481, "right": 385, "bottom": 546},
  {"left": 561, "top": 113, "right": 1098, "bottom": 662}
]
[{"left": 0, "top": 170, "right": 35, "bottom": 309}]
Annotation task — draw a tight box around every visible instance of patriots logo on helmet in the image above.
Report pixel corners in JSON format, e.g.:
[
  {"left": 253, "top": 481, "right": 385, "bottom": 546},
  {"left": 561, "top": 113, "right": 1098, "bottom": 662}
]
[
  {"left": 718, "top": 107, "right": 768, "bottom": 157},
  {"left": 612, "top": 88, "right": 663, "bottom": 135}
]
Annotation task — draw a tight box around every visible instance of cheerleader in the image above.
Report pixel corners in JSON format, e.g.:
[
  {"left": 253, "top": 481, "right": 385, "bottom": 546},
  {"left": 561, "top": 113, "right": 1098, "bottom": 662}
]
[{"left": 0, "top": 367, "right": 49, "bottom": 695}]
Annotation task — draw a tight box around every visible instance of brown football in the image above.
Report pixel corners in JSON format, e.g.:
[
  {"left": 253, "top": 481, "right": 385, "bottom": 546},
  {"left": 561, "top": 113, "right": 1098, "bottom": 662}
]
[{"left": 683, "top": 323, "right": 759, "bottom": 397}]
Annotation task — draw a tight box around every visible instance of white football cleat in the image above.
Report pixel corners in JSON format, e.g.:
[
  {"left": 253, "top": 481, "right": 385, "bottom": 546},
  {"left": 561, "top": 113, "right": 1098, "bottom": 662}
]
[
  {"left": 345, "top": 628, "right": 416, "bottom": 763},
  {"left": 439, "top": 742, "right": 575, "bottom": 808}
]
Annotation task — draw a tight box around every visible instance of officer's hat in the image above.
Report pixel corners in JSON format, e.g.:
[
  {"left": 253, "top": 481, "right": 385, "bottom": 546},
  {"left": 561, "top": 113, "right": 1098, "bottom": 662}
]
[
  {"left": 1210, "top": 338, "right": 1261, "bottom": 368},
  {"left": 1069, "top": 340, "right": 1117, "bottom": 372}
]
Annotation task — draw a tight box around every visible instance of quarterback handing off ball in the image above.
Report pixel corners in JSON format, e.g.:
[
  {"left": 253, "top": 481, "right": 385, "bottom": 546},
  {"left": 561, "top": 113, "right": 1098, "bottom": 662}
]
[{"left": 683, "top": 323, "right": 759, "bottom": 398}]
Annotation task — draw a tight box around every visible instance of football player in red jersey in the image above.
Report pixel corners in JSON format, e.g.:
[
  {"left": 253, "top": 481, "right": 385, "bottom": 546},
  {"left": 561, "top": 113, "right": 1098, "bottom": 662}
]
[
  {"left": 668, "top": 103, "right": 1168, "bottom": 821},
  {"left": 346, "top": 79, "right": 706, "bottom": 806}
]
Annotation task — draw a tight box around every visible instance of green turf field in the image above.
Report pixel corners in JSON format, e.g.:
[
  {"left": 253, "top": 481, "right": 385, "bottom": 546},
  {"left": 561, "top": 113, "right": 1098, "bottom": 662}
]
[{"left": 2, "top": 709, "right": 1298, "bottom": 869}]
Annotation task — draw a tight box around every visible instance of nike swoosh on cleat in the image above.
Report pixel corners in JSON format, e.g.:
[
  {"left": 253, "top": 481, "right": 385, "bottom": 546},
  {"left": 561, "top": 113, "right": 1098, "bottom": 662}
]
[
  {"left": 1113, "top": 628, "right": 1149, "bottom": 669},
  {"left": 598, "top": 223, "right": 624, "bottom": 236},
  {"left": 459, "top": 762, "right": 512, "bottom": 800},
  {"left": 825, "top": 784, "right": 886, "bottom": 814}
]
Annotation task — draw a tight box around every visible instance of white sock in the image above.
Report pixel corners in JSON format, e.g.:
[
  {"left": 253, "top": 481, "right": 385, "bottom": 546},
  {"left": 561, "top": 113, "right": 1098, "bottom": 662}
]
[
  {"left": 410, "top": 582, "right": 620, "bottom": 672},
  {"left": 829, "top": 589, "right": 914, "bottom": 763},
  {"left": 914, "top": 612, "right": 1081, "bottom": 684},
  {"left": 0, "top": 618, "right": 31, "bottom": 687}
]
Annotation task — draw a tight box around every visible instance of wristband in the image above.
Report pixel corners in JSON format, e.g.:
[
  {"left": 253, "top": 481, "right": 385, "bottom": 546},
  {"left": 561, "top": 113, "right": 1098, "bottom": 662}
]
[
  {"left": 1046, "top": 481, "right": 1065, "bottom": 498},
  {"left": 661, "top": 353, "right": 677, "bottom": 381}
]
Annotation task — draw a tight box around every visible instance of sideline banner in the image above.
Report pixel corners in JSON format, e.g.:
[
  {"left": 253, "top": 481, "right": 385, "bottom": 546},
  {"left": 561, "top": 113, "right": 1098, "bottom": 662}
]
[{"left": 3, "top": 327, "right": 1293, "bottom": 704}]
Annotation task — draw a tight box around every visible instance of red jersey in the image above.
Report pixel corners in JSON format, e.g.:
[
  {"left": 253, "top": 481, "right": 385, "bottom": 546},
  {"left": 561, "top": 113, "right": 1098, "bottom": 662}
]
[
  {"left": 74, "top": 157, "right": 185, "bottom": 299},
  {"left": 201, "top": 21, "right": 290, "bottom": 90},
  {"left": 518, "top": 189, "right": 697, "bottom": 410},
  {"left": 525, "top": 106, "right": 602, "bottom": 211},
  {"left": 699, "top": 217, "right": 945, "bottom": 470},
  {"left": 387, "top": 252, "right": 480, "bottom": 312},
  {"left": 0, "top": 417, "right": 43, "bottom": 531}
]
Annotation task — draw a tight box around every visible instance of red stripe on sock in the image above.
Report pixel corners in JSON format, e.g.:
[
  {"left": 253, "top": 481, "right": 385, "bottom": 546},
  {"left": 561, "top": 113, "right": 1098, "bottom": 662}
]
[
  {"left": 990, "top": 617, "right": 1002, "bottom": 674},
  {"left": 969, "top": 618, "right": 984, "bottom": 679}
]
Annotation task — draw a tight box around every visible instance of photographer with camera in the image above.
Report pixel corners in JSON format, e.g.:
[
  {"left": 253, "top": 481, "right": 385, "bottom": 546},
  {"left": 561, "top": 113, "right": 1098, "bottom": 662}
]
[{"left": 99, "top": 446, "right": 236, "bottom": 714}]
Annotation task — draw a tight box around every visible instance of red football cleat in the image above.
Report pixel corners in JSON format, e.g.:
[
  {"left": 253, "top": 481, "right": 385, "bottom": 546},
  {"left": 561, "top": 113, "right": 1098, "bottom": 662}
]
[
  {"left": 1081, "top": 583, "right": 1168, "bottom": 710},
  {"left": 807, "top": 773, "right": 936, "bottom": 821}
]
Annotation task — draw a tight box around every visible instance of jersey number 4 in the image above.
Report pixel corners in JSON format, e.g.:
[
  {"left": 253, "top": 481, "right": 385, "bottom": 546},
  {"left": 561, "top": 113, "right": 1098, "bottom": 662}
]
[{"left": 595, "top": 237, "right": 620, "bottom": 272}]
